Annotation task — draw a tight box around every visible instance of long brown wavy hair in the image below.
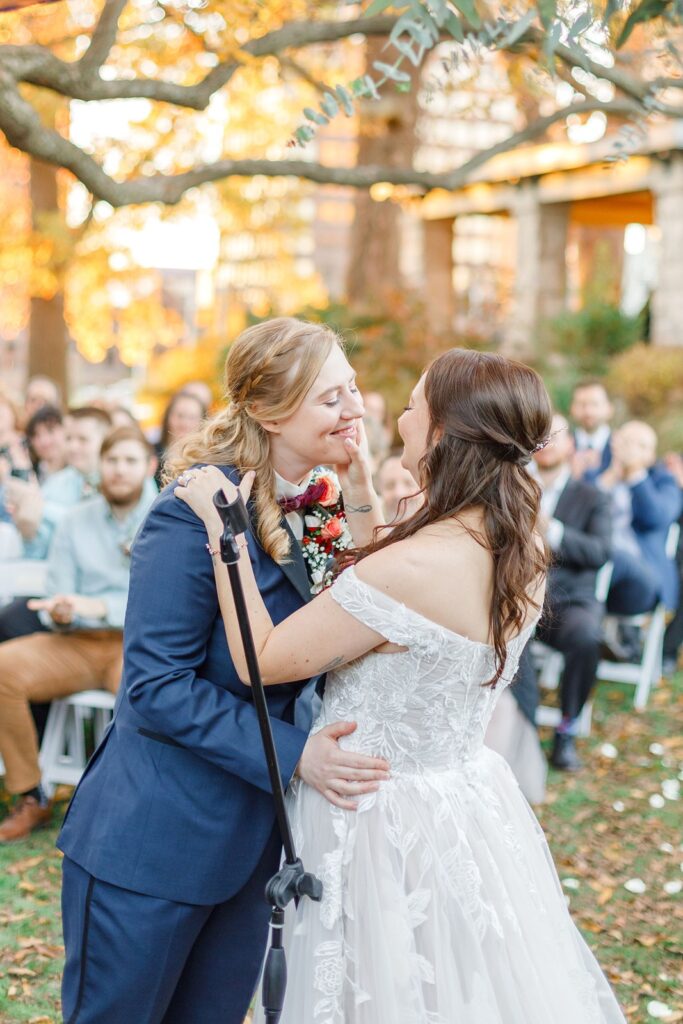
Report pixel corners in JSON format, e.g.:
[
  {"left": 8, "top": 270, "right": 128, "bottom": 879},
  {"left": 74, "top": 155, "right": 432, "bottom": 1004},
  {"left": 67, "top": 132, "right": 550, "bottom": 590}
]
[
  {"left": 165, "top": 317, "right": 341, "bottom": 562},
  {"left": 360, "top": 348, "right": 552, "bottom": 685}
]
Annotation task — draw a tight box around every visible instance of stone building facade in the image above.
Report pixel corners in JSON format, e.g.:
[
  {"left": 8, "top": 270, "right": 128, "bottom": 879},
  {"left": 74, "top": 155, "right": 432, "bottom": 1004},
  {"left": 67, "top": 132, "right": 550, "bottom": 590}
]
[{"left": 414, "top": 122, "right": 683, "bottom": 353}]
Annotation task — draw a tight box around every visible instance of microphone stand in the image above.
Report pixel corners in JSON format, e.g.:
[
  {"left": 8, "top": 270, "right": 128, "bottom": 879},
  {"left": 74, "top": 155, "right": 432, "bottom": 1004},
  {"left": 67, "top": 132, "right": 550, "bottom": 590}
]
[{"left": 212, "top": 489, "right": 323, "bottom": 1024}]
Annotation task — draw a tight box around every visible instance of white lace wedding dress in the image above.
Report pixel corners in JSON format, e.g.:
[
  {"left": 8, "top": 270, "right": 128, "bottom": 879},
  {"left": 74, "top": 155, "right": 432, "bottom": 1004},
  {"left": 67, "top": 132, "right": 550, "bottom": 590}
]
[{"left": 254, "top": 567, "right": 627, "bottom": 1024}]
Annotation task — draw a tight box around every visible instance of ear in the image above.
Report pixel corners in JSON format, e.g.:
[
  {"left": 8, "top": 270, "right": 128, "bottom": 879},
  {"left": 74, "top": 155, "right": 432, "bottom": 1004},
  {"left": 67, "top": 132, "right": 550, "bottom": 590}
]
[
  {"left": 256, "top": 418, "right": 282, "bottom": 436},
  {"left": 248, "top": 401, "right": 281, "bottom": 435}
]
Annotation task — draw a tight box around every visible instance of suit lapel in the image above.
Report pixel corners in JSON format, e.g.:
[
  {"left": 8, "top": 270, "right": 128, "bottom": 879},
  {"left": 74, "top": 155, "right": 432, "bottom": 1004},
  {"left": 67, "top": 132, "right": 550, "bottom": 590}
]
[
  {"left": 278, "top": 519, "right": 313, "bottom": 603},
  {"left": 217, "top": 466, "right": 313, "bottom": 604},
  {"left": 553, "top": 479, "right": 578, "bottom": 524}
]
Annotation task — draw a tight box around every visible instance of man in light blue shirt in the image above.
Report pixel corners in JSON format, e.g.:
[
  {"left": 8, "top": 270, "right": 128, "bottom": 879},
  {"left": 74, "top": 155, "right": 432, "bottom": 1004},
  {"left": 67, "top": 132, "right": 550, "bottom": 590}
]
[
  {"left": 15, "top": 406, "right": 113, "bottom": 561},
  {"left": 0, "top": 426, "right": 156, "bottom": 842}
]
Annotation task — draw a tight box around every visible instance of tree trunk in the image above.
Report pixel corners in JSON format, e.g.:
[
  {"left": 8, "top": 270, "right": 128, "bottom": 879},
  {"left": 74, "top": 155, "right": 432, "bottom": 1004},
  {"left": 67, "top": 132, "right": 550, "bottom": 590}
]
[
  {"left": 346, "top": 37, "right": 421, "bottom": 307},
  {"left": 28, "top": 157, "right": 68, "bottom": 399}
]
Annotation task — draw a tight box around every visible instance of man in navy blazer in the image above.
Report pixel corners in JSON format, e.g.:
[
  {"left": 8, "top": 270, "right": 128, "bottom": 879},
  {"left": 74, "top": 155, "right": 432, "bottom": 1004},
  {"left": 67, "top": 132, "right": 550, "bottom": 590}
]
[
  {"left": 58, "top": 466, "right": 385, "bottom": 1024},
  {"left": 569, "top": 379, "right": 614, "bottom": 483},
  {"left": 598, "top": 422, "right": 682, "bottom": 615}
]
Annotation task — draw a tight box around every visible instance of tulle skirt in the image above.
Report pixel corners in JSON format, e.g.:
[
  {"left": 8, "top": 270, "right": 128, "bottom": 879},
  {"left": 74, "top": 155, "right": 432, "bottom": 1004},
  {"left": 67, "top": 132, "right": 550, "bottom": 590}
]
[{"left": 253, "top": 746, "right": 626, "bottom": 1024}]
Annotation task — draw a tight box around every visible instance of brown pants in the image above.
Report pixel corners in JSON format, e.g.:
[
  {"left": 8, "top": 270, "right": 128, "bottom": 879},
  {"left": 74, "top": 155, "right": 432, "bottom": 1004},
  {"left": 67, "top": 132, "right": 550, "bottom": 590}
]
[{"left": 0, "top": 630, "right": 122, "bottom": 794}]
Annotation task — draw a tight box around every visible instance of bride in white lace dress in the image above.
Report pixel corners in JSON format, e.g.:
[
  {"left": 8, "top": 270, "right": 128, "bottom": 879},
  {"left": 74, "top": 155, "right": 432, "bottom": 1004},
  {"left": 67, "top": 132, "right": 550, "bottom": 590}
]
[{"left": 177, "top": 349, "right": 627, "bottom": 1024}]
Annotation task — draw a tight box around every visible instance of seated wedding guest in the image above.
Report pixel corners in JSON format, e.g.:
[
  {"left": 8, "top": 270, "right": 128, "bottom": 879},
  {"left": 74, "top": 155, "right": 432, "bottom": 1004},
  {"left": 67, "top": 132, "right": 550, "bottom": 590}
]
[
  {"left": 377, "top": 451, "right": 422, "bottom": 523},
  {"left": 109, "top": 405, "right": 140, "bottom": 429},
  {"left": 154, "top": 390, "right": 207, "bottom": 487},
  {"left": 663, "top": 450, "right": 683, "bottom": 675},
  {"left": 569, "top": 379, "right": 614, "bottom": 482},
  {"left": 525, "top": 413, "right": 612, "bottom": 771},
  {"left": 181, "top": 380, "right": 214, "bottom": 412},
  {"left": 16, "top": 406, "right": 112, "bottom": 560},
  {"left": 24, "top": 375, "right": 62, "bottom": 421},
  {"left": 0, "top": 426, "right": 156, "bottom": 842},
  {"left": 25, "top": 404, "right": 66, "bottom": 482},
  {"left": 0, "top": 389, "right": 32, "bottom": 528},
  {"left": 363, "top": 390, "right": 392, "bottom": 472},
  {"left": 0, "top": 407, "right": 112, "bottom": 643},
  {"left": 598, "top": 421, "right": 681, "bottom": 619}
]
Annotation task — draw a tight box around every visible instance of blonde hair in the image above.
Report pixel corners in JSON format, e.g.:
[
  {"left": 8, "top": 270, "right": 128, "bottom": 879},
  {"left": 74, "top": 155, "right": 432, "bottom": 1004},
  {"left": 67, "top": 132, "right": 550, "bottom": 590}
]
[{"left": 165, "top": 317, "right": 342, "bottom": 562}]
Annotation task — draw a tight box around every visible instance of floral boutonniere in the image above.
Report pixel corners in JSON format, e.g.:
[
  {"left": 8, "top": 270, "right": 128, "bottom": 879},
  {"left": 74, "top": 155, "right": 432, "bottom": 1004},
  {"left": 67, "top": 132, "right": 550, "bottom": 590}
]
[{"left": 301, "top": 469, "right": 353, "bottom": 594}]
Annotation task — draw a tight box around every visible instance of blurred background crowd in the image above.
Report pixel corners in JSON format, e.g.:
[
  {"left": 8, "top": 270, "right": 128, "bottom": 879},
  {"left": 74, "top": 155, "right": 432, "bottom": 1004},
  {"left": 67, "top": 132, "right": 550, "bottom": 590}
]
[{"left": 0, "top": 366, "right": 682, "bottom": 840}]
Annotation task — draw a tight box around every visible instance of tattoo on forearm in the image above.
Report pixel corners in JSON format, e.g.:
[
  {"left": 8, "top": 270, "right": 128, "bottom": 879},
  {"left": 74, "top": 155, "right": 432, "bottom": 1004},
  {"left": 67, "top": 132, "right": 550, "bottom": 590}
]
[
  {"left": 320, "top": 655, "right": 346, "bottom": 673},
  {"left": 345, "top": 503, "right": 373, "bottom": 513}
]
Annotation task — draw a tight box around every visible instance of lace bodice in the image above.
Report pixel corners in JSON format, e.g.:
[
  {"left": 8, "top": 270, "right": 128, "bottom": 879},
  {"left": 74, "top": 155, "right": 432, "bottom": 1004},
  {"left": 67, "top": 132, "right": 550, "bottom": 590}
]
[{"left": 315, "top": 567, "right": 537, "bottom": 774}]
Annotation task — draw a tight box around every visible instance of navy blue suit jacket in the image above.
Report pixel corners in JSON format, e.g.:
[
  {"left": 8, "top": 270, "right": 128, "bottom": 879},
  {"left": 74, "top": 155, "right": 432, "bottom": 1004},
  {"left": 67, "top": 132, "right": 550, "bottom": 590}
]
[
  {"left": 573, "top": 431, "right": 613, "bottom": 484},
  {"left": 629, "top": 463, "right": 682, "bottom": 610},
  {"left": 58, "top": 466, "right": 317, "bottom": 905}
]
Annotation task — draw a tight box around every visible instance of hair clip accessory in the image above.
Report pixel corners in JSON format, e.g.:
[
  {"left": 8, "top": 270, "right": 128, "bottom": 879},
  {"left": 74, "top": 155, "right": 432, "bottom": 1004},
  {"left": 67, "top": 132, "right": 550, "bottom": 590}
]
[{"left": 531, "top": 426, "right": 566, "bottom": 454}]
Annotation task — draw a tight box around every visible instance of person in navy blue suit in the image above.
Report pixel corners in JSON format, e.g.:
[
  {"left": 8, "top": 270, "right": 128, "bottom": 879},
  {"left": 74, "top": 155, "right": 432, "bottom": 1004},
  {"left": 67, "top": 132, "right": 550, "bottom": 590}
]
[
  {"left": 597, "top": 421, "right": 682, "bottom": 616},
  {"left": 569, "top": 380, "right": 614, "bottom": 483},
  {"left": 58, "top": 318, "right": 390, "bottom": 1024}
]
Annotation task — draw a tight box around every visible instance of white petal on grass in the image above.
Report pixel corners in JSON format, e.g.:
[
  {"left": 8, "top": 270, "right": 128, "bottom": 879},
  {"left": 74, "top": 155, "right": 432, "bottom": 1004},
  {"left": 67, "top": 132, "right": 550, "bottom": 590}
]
[
  {"left": 649, "top": 743, "right": 665, "bottom": 756},
  {"left": 663, "top": 880, "right": 682, "bottom": 895},
  {"left": 624, "top": 878, "right": 647, "bottom": 894},
  {"left": 612, "top": 801, "right": 625, "bottom": 813},
  {"left": 562, "top": 878, "right": 580, "bottom": 890},
  {"left": 662, "top": 779, "right": 680, "bottom": 800},
  {"left": 658, "top": 842, "right": 674, "bottom": 853},
  {"left": 647, "top": 1001, "right": 672, "bottom": 1018},
  {"left": 649, "top": 794, "right": 666, "bottom": 809},
  {"left": 600, "top": 743, "right": 618, "bottom": 759}
]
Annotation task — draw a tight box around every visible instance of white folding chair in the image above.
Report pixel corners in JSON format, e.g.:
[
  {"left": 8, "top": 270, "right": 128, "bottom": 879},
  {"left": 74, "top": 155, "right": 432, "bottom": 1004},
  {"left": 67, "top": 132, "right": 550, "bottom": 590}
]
[
  {"left": 596, "top": 522, "right": 680, "bottom": 710},
  {"left": 39, "top": 690, "right": 116, "bottom": 796},
  {"left": 0, "top": 558, "right": 48, "bottom": 604}
]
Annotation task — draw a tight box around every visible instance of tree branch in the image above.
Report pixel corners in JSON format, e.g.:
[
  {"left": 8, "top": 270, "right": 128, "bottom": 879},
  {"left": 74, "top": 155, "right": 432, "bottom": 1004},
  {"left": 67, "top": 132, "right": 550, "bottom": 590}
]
[
  {"left": 278, "top": 55, "right": 328, "bottom": 95},
  {"left": 0, "top": 15, "right": 400, "bottom": 111},
  {"left": 78, "top": 0, "right": 128, "bottom": 72},
  {"left": 440, "top": 98, "right": 640, "bottom": 187},
  {"left": 0, "top": 66, "right": 645, "bottom": 209}
]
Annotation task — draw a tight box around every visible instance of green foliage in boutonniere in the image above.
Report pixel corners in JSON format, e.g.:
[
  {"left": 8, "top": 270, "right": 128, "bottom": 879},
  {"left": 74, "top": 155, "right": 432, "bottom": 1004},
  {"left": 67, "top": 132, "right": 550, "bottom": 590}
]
[{"left": 301, "top": 469, "right": 353, "bottom": 594}]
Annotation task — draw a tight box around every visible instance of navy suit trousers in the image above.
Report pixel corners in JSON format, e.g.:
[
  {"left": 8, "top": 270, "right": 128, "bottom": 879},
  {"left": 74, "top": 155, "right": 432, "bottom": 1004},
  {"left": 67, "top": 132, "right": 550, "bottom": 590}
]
[{"left": 61, "top": 826, "right": 280, "bottom": 1024}]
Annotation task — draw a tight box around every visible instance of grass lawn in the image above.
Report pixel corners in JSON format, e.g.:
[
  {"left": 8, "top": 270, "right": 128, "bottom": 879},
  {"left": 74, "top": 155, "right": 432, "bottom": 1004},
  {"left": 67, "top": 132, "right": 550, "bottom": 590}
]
[{"left": 1, "top": 673, "right": 681, "bottom": 1024}]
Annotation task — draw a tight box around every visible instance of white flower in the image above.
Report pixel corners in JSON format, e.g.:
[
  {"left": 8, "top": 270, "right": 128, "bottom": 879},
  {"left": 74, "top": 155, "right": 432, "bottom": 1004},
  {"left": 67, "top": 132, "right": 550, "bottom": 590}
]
[
  {"left": 305, "top": 514, "right": 323, "bottom": 529},
  {"left": 662, "top": 779, "right": 680, "bottom": 800},
  {"left": 624, "top": 878, "right": 647, "bottom": 894},
  {"left": 647, "top": 1000, "right": 673, "bottom": 1018}
]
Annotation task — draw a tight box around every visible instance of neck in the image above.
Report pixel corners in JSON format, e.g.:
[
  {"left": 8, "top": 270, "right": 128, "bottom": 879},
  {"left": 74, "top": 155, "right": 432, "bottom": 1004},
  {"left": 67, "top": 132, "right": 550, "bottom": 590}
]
[
  {"left": 270, "top": 451, "right": 315, "bottom": 487},
  {"left": 72, "top": 464, "right": 97, "bottom": 480},
  {"left": 107, "top": 493, "right": 141, "bottom": 520},
  {"left": 43, "top": 455, "right": 65, "bottom": 473},
  {"left": 537, "top": 464, "right": 567, "bottom": 488}
]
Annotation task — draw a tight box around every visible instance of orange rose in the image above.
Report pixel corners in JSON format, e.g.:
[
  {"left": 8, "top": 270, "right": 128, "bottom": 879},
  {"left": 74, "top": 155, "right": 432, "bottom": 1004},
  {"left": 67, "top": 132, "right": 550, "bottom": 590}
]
[
  {"left": 316, "top": 475, "right": 340, "bottom": 508},
  {"left": 320, "top": 516, "right": 343, "bottom": 540}
]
